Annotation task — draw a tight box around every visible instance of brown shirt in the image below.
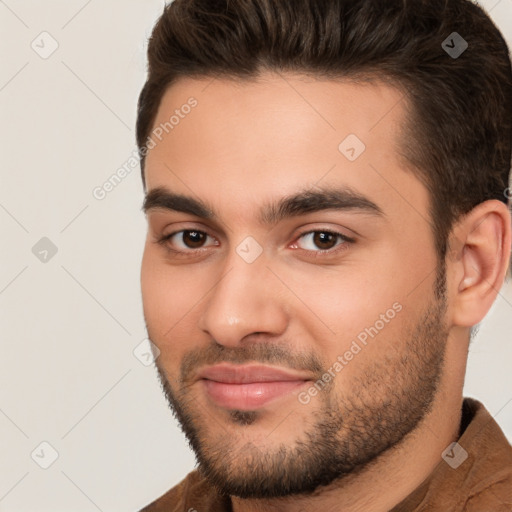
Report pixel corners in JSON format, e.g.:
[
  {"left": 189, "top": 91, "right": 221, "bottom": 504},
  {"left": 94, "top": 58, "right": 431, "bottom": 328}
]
[{"left": 139, "top": 397, "right": 512, "bottom": 512}]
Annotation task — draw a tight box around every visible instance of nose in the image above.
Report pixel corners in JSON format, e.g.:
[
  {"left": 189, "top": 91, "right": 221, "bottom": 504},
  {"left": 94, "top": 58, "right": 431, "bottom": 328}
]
[{"left": 197, "top": 251, "right": 289, "bottom": 348}]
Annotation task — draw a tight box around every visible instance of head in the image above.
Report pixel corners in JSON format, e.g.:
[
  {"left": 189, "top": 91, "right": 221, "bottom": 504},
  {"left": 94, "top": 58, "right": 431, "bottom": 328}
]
[{"left": 138, "top": 0, "right": 512, "bottom": 500}]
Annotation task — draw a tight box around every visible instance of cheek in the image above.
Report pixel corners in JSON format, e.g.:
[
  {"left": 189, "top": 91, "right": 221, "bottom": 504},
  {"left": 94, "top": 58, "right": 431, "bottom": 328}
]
[
  {"left": 280, "top": 263, "right": 400, "bottom": 331},
  {"left": 302, "top": 284, "right": 409, "bottom": 387},
  {"left": 275, "top": 257, "right": 415, "bottom": 368},
  {"left": 140, "top": 246, "right": 200, "bottom": 340},
  {"left": 141, "top": 251, "right": 206, "bottom": 375}
]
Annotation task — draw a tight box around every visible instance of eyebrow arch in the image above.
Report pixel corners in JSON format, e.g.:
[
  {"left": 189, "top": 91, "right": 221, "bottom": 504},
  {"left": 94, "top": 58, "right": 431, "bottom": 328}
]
[{"left": 142, "top": 185, "right": 385, "bottom": 225}]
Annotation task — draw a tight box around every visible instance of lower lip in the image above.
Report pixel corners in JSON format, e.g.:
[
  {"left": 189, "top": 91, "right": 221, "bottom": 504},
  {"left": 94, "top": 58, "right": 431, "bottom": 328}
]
[{"left": 201, "top": 379, "right": 308, "bottom": 410}]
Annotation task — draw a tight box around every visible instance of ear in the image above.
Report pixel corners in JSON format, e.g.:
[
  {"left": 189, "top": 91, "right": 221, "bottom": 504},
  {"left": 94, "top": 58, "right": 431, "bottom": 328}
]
[{"left": 448, "top": 200, "right": 511, "bottom": 327}]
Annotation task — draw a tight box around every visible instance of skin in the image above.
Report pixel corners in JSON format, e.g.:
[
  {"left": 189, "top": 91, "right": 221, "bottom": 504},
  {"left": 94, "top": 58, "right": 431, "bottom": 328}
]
[{"left": 140, "top": 72, "right": 511, "bottom": 512}]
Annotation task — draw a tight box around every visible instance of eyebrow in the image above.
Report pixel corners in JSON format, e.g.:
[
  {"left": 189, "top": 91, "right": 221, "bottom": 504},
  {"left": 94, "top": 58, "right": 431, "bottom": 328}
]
[{"left": 142, "top": 185, "right": 385, "bottom": 225}]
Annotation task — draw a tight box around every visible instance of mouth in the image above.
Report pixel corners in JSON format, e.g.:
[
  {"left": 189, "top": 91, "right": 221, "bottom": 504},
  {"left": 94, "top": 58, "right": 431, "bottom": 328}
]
[{"left": 197, "top": 363, "right": 312, "bottom": 410}]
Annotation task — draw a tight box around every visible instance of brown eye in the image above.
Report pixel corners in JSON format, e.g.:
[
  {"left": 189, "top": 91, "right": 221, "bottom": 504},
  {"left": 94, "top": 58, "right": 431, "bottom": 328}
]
[
  {"left": 312, "top": 232, "right": 338, "bottom": 250},
  {"left": 181, "top": 230, "right": 207, "bottom": 249},
  {"left": 158, "top": 229, "right": 217, "bottom": 253},
  {"left": 297, "top": 231, "right": 347, "bottom": 252}
]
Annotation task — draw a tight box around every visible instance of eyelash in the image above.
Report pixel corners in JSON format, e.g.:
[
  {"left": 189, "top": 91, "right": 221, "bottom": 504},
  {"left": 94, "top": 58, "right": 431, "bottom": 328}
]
[{"left": 155, "top": 229, "right": 356, "bottom": 260}]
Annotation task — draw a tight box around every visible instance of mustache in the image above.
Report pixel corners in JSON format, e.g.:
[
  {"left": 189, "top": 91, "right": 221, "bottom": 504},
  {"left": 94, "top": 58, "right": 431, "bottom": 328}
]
[{"left": 179, "top": 340, "right": 325, "bottom": 384}]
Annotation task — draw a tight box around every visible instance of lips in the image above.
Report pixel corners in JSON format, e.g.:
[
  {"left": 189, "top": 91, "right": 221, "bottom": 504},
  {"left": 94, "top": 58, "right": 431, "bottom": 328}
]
[{"left": 198, "top": 363, "right": 311, "bottom": 410}]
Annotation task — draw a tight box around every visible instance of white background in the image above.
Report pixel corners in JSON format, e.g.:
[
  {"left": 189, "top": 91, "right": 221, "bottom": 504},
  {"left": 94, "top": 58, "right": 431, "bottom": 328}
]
[{"left": 0, "top": 1, "right": 511, "bottom": 510}]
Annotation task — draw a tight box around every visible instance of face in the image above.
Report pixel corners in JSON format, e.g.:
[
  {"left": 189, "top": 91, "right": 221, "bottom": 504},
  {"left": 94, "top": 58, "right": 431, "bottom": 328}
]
[{"left": 140, "top": 73, "right": 450, "bottom": 498}]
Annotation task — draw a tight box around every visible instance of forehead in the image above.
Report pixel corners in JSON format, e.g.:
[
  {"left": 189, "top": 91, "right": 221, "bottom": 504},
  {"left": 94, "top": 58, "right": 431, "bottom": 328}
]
[
  {"left": 143, "top": 72, "right": 429, "bottom": 225},
  {"left": 146, "top": 73, "right": 406, "bottom": 163}
]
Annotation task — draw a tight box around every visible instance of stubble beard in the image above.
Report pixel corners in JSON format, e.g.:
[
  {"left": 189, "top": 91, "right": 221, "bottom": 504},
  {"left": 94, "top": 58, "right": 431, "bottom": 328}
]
[{"left": 152, "top": 268, "right": 449, "bottom": 499}]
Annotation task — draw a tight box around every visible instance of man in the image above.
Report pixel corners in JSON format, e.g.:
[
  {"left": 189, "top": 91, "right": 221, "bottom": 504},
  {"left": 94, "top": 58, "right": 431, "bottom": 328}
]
[{"left": 136, "top": 0, "right": 512, "bottom": 510}]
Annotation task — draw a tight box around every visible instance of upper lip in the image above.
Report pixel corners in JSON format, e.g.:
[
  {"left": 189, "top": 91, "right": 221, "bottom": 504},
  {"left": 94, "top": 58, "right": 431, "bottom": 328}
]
[{"left": 197, "top": 363, "right": 312, "bottom": 384}]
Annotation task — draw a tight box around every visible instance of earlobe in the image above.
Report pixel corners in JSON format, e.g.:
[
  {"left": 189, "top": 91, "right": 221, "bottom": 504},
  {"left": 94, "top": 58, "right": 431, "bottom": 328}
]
[{"left": 450, "top": 200, "right": 511, "bottom": 327}]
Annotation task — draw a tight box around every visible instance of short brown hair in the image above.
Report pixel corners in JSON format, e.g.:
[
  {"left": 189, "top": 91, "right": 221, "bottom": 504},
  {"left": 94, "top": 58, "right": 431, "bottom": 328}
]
[{"left": 136, "top": 0, "right": 512, "bottom": 262}]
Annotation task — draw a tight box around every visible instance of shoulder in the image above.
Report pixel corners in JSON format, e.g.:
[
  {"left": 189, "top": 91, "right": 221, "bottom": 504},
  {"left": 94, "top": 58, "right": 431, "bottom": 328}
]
[
  {"left": 459, "top": 398, "right": 512, "bottom": 511},
  {"left": 139, "top": 470, "right": 216, "bottom": 512},
  {"left": 392, "top": 398, "right": 512, "bottom": 512},
  {"left": 463, "top": 474, "right": 512, "bottom": 512}
]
